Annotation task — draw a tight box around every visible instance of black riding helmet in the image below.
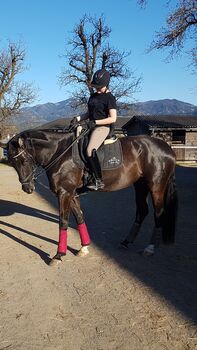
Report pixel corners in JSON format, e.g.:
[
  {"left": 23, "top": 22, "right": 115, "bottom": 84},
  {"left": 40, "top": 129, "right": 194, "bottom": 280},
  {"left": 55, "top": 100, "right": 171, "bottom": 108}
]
[{"left": 91, "top": 69, "right": 110, "bottom": 89}]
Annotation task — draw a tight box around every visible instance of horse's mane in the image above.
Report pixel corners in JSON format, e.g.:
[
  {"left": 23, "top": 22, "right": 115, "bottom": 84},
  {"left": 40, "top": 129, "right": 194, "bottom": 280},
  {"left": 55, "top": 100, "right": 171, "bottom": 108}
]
[{"left": 10, "top": 128, "right": 72, "bottom": 144}]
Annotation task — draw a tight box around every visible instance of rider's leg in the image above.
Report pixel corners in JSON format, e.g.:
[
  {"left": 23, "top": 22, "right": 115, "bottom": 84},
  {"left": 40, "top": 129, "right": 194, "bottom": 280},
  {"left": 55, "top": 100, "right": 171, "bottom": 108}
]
[
  {"left": 86, "top": 126, "right": 110, "bottom": 190},
  {"left": 87, "top": 149, "right": 104, "bottom": 190}
]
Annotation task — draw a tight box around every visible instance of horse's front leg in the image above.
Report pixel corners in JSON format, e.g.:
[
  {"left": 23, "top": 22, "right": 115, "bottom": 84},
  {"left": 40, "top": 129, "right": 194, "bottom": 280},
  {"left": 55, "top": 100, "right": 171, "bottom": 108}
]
[
  {"left": 50, "top": 190, "right": 73, "bottom": 266},
  {"left": 70, "top": 196, "right": 91, "bottom": 257}
]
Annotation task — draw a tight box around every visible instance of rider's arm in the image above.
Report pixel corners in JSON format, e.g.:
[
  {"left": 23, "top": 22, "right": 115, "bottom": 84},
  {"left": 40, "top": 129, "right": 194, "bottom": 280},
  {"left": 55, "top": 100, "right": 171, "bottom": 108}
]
[{"left": 95, "top": 108, "right": 117, "bottom": 126}]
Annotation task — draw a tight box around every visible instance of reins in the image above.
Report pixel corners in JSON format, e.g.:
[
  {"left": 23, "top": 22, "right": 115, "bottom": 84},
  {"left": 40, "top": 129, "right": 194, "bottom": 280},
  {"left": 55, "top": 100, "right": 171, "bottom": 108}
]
[{"left": 12, "top": 149, "right": 25, "bottom": 159}]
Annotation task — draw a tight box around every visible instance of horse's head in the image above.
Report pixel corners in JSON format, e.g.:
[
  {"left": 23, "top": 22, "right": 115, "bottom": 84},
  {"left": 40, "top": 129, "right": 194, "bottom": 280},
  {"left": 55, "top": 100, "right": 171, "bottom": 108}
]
[{"left": 7, "top": 135, "right": 37, "bottom": 194}]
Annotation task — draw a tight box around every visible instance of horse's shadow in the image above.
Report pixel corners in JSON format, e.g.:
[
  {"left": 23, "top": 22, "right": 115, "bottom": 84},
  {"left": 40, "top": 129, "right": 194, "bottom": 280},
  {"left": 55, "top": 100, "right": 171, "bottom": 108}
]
[
  {"left": 0, "top": 199, "right": 78, "bottom": 264},
  {"left": 0, "top": 223, "right": 52, "bottom": 265},
  {"left": 0, "top": 199, "right": 58, "bottom": 222}
]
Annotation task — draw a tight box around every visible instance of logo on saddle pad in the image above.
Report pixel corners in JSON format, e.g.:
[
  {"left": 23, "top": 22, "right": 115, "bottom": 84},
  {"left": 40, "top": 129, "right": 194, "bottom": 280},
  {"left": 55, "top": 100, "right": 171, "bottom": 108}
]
[{"left": 108, "top": 156, "right": 121, "bottom": 166}]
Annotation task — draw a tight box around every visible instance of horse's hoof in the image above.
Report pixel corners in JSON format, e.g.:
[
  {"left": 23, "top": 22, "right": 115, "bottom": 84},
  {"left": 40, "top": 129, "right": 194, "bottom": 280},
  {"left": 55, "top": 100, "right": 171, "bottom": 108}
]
[
  {"left": 49, "top": 258, "right": 62, "bottom": 267},
  {"left": 49, "top": 253, "right": 65, "bottom": 266},
  {"left": 119, "top": 240, "right": 129, "bottom": 249},
  {"left": 138, "top": 247, "right": 154, "bottom": 257},
  {"left": 76, "top": 246, "right": 89, "bottom": 257},
  {"left": 142, "top": 250, "right": 154, "bottom": 257}
]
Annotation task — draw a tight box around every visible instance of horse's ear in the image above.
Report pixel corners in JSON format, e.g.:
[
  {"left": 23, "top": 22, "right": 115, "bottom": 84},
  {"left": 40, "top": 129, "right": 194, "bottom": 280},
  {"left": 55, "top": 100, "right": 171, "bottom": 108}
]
[
  {"left": 0, "top": 141, "right": 7, "bottom": 149},
  {"left": 18, "top": 137, "right": 24, "bottom": 147}
]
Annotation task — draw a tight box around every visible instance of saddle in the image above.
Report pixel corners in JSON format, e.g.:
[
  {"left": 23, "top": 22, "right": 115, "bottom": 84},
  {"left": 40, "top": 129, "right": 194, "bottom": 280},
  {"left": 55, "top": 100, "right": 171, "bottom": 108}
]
[{"left": 72, "top": 129, "right": 123, "bottom": 171}]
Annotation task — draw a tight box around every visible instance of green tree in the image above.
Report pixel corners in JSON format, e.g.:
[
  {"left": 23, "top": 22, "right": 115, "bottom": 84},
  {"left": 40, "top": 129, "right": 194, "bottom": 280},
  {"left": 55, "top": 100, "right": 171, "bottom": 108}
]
[{"left": 59, "top": 14, "right": 141, "bottom": 108}]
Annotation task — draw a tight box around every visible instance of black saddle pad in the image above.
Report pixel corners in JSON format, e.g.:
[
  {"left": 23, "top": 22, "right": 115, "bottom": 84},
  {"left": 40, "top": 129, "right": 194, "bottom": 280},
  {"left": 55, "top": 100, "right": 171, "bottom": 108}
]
[{"left": 72, "top": 137, "right": 123, "bottom": 170}]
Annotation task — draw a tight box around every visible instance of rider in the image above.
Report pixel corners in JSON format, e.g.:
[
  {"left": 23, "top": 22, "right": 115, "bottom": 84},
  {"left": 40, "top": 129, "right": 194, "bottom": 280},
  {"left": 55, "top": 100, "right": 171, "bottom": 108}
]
[{"left": 71, "top": 68, "right": 117, "bottom": 191}]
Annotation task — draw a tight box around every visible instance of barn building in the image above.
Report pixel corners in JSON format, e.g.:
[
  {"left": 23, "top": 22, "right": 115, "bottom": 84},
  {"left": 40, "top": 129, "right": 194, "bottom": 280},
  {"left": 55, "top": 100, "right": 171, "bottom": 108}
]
[
  {"left": 123, "top": 115, "right": 197, "bottom": 162},
  {"left": 1, "top": 116, "right": 197, "bottom": 163}
]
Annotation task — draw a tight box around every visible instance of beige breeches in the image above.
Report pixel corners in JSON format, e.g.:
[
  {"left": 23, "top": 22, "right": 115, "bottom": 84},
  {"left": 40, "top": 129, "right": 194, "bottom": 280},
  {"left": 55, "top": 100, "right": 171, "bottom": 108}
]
[{"left": 86, "top": 126, "right": 110, "bottom": 157}]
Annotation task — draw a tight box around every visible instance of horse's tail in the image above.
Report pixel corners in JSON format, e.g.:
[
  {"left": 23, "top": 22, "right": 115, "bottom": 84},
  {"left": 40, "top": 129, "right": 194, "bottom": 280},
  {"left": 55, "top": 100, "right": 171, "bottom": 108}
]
[{"left": 162, "top": 173, "right": 178, "bottom": 244}]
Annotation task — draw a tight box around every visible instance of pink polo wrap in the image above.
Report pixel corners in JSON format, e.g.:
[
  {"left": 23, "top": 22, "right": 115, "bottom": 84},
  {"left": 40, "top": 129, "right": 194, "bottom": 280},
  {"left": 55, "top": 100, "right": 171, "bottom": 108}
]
[
  {"left": 77, "top": 223, "right": 90, "bottom": 246},
  {"left": 57, "top": 229, "right": 67, "bottom": 254}
]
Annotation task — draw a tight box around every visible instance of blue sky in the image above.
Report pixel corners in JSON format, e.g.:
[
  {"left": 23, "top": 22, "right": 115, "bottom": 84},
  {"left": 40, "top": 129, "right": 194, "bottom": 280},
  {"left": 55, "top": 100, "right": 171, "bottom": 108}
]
[{"left": 0, "top": 0, "right": 196, "bottom": 106}]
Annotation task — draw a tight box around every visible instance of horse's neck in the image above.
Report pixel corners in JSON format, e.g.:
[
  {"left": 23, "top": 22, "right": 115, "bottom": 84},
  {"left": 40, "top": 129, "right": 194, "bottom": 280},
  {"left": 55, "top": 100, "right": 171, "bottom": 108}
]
[{"left": 29, "top": 131, "right": 71, "bottom": 167}]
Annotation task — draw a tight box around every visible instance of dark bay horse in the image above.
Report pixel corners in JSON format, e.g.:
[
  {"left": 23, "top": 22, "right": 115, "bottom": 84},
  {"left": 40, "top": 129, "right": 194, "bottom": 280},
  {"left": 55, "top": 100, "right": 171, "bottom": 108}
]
[{"left": 0, "top": 126, "right": 178, "bottom": 265}]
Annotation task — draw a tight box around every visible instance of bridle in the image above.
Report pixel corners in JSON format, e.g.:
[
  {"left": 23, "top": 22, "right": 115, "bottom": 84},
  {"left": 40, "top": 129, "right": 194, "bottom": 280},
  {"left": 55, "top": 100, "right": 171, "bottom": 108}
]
[{"left": 12, "top": 149, "right": 25, "bottom": 159}]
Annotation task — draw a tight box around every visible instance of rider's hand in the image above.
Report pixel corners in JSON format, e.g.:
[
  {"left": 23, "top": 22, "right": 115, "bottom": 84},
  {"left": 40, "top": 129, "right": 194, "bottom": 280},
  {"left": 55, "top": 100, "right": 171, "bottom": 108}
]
[
  {"left": 70, "top": 116, "right": 78, "bottom": 125},
  {"left": 69, "top": 116, "right": 80, "bottom": 129},
  {"left": 87, "top": 120, "right": 96, "bottom": 129}
]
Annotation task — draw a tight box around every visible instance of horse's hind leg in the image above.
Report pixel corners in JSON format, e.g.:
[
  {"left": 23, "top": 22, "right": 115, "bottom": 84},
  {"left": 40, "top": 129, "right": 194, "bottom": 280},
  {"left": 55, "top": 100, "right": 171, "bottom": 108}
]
[
  {"left": 70, "top": 196, "right": 91, "bottom": 257},
  {"left": 143, "top": 185, "right": 165, "bottom": 256},
  {"left": 120, "top": 178, "right": 149, "bottom": 249}
]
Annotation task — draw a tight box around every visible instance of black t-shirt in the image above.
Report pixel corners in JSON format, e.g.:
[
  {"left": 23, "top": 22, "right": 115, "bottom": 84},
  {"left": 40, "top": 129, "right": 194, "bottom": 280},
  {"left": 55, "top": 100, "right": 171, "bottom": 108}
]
[{"left": 88, "top": 92, "right": 117, "bottom": 121}]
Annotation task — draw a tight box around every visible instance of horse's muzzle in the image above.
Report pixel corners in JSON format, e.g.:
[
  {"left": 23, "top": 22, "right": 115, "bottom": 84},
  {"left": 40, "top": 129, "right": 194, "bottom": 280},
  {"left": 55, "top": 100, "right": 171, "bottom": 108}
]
[{"left": 22, "top": 182, "right": 35, "bottom": 194}]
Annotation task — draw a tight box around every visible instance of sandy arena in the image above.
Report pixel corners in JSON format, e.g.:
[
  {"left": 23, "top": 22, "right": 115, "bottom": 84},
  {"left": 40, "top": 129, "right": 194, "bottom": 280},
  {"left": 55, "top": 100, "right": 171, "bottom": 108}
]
[{"left": 0, "top": 164, "right": 197, "bottom": 350}]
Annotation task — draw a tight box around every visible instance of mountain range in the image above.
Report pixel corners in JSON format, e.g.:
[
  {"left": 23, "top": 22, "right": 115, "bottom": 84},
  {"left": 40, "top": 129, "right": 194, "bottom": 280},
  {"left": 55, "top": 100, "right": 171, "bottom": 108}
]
[{"left": 14, "top": 98, "right": 197, "bottom": 130}]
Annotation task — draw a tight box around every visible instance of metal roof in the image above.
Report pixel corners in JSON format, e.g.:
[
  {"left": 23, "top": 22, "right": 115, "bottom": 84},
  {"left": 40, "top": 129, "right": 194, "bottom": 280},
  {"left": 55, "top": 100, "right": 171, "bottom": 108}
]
[
  {"left": 37, "top": 116, "right": 130, "bottom": 131},
  {"left": 35, "top": 115, "right": 197, "bottom": 132},
  {"left": 123, "top": 115, "right": 197, "bottom": 129}
]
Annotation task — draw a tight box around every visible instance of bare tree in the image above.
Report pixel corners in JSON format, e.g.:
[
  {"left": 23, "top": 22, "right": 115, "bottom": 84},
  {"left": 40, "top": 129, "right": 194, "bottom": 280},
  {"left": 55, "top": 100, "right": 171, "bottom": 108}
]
[
  {"left": 137, "top": 0, "right": 147, "bottom": 7},
  {"left": 59, "top": 15, "right": 141, "bottom": 108},
  {"left": 138, "top": 0, "right": 197, "bottom": 70},
  {"left": 0, "top": 41, "right": 37, "bottom": 136}
]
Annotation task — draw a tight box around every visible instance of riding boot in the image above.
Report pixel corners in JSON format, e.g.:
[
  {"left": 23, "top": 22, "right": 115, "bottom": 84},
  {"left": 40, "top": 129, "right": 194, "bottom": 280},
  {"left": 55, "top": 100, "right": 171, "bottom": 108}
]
[{"left": 87, "top": 149, "right": 104, "bottom": 190}]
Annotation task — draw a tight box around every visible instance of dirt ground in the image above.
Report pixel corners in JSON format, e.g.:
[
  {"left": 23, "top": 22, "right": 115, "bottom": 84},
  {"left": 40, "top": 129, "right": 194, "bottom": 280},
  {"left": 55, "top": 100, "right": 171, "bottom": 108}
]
[{"left": 0, "top": 164, "right": 197, "bottom": 350}]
